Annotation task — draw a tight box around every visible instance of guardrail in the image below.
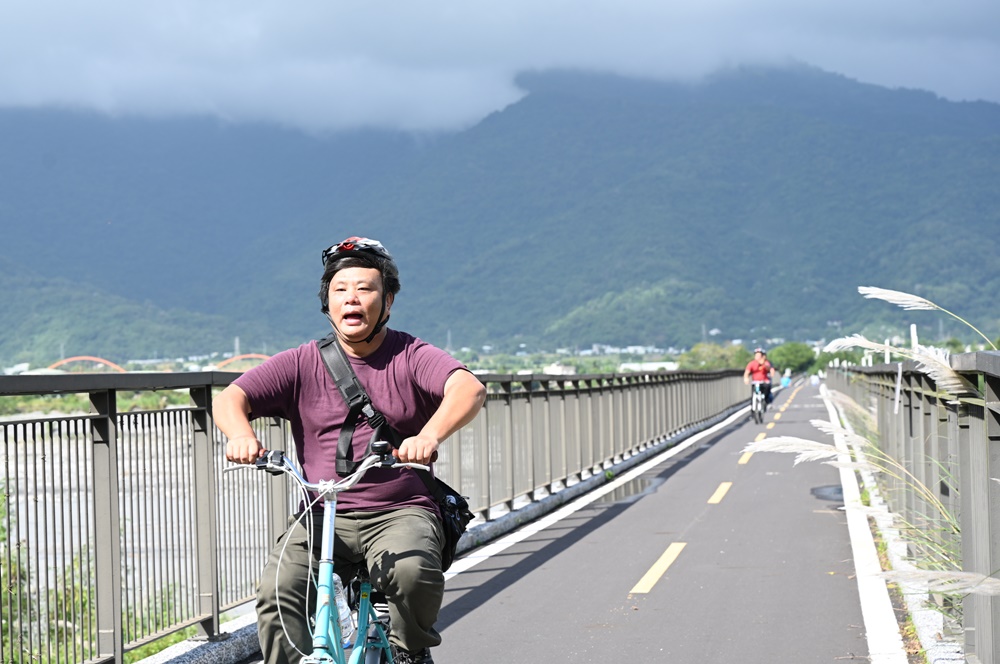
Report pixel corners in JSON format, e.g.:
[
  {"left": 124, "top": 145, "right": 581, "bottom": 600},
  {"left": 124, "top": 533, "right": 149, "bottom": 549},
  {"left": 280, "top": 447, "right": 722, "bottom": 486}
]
[
  {"left": 1, "top": 367, "right": 744, "bottom": 664},
  {"left": 828, "top": 351, "right": 1000, "bottom": 664}
]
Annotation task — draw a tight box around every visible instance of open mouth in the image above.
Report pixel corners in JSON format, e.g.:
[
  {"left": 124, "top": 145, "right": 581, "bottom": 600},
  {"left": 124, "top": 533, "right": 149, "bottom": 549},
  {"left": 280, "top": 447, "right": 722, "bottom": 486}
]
[{"left": 343, "top": 313, "right": 364, "bottom": 326}]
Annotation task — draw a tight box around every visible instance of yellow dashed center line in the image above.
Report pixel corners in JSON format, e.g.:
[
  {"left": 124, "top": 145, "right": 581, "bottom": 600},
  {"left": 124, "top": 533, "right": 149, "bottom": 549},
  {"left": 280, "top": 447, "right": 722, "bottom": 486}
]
[
  {"left": 772, "top": 413, "right": 782, "bottom": 420},
  {"left": 630, "top": 542, "right": 687, "bottom": 594},
  {"left": 766, "top": 422, "right": 776, "bottom": 430},
  {"left": 741, "top": 431, "right": 767, "bottom": 464},
  {"left": 708, "top": 482, "right": 732, "bottom": 504}
]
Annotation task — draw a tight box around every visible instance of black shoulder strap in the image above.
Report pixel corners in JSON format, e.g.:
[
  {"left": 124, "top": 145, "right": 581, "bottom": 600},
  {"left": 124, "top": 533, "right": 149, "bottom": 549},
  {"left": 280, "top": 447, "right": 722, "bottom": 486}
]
[
  {"left": 318, "top": 335, "right": 386, "bottom": 424},
  {"left": 319, "top": 335, "right": 386, "bottom": 474},
  {"left": 316, "top": 335, "right": 445, "bottom": 500}
]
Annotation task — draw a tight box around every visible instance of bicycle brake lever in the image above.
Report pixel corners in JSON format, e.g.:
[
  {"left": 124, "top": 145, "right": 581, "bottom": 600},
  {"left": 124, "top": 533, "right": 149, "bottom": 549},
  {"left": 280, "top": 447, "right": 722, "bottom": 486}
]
[{"left": 255, "top": 449, "right": 287, "bottom": 475}]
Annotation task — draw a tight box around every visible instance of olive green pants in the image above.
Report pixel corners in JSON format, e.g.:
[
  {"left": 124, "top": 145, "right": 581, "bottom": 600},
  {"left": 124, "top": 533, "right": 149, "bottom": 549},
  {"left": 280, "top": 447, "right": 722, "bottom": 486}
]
[{"left": 256, "top": 507, "right": 445, "bottom": 664}]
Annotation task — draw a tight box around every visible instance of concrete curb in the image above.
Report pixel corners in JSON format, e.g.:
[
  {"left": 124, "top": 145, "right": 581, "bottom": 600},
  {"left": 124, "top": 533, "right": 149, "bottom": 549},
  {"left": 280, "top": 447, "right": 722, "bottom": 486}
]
[
  {"left": 826, "top": 387, "right": 965, "bottom": 663},
  {"left": 138, "top": 613, "right": 259, "bottom": 664}
]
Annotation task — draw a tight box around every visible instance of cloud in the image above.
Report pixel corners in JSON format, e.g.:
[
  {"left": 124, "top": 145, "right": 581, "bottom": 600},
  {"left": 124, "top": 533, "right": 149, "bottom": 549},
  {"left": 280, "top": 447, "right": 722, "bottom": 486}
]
[{"left": 1, "top": 0, "right": 997, "bottom": 132}]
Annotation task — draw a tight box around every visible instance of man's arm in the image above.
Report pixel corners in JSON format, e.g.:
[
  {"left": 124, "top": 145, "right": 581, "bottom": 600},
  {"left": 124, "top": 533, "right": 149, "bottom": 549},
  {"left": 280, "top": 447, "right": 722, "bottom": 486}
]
[
  {"left": 743, "top": 363, "right": 752, "bottom": 384},
  {"left": 214, "top": 384, "right": 264, "bottom": 464},
  {"left": 396, "top": 369, "right": 487, "bottom": 464}
]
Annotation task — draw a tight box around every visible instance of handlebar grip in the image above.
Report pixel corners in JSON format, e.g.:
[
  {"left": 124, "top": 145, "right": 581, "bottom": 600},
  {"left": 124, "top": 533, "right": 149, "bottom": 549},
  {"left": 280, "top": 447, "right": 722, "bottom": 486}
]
[
  {"left": 392, "top": 449, "right": 438, "bottom": 463},
  {"left": 371, "top": 441, "right": 438, "bottom": 464}
]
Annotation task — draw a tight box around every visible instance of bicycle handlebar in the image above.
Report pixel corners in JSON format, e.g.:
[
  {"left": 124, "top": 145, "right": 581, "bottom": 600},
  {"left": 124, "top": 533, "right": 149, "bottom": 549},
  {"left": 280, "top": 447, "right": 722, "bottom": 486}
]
[{"left": 251, "top": 444, "right": 430, "bottom": 497}]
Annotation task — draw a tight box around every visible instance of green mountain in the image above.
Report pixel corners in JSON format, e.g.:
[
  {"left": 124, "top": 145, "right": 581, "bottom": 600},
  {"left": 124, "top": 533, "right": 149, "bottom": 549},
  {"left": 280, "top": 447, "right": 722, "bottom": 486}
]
[{"left": 2, "top": 65, "right": 998, "bottom": 366}]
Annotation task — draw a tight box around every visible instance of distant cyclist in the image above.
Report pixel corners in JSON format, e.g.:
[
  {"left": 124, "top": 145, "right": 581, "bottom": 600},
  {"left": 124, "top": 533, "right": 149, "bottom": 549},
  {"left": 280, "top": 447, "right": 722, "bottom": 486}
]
[{"left": 743, "top": 347, "right": 778, "bottom": 405}]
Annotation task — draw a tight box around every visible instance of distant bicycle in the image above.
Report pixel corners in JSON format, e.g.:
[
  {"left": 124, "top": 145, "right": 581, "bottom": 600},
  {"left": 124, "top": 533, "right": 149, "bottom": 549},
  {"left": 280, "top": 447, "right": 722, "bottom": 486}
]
[{"left": 750, "top": 381, "right": 767, "bottom": 424}]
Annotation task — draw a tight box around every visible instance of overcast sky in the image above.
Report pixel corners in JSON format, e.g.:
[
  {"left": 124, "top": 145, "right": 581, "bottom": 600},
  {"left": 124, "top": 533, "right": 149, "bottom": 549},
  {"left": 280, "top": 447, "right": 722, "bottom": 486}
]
[{"left": 1, "top": 1, "right": 997, "bottom": 133}]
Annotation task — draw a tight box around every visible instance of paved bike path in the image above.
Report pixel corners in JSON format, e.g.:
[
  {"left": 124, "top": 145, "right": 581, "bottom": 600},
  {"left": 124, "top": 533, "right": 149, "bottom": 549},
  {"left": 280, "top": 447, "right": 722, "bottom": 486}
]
[{"left": 436, "top": 381, "right": 891, "bottom": 663}]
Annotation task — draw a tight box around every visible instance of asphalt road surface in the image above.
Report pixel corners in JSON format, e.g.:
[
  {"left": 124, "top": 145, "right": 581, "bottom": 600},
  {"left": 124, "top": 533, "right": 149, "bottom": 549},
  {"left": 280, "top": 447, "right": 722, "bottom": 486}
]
[
  {"left": 238, "top": 381, "right": 885, "bottom": 663},
  {"left": 435, "top": 381, "right": 872, "bottom": 663}
]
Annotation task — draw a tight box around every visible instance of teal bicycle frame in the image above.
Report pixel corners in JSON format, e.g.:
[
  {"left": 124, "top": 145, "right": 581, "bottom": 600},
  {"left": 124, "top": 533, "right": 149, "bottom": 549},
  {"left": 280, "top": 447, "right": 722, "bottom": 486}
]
[{"left": 251, "top": 446, "right": 428, "bottom": 664}]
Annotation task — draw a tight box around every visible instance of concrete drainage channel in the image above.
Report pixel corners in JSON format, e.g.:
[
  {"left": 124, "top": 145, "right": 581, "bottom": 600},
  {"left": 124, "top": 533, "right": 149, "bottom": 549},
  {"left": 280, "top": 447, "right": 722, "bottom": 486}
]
[{"left": 141, "top": 404, "right": 745, "bottom": 664}]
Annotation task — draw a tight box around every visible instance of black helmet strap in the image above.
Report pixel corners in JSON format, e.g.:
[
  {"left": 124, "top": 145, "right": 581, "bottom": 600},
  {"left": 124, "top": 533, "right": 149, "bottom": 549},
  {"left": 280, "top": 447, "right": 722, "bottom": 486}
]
[{"left": 364, "top": 295, "right": 389, "bottom": 344}]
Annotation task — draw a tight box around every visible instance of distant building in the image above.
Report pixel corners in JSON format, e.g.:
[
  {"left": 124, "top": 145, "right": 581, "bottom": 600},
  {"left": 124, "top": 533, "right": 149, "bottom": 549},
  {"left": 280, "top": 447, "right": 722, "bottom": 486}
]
[{"left": 618, "top": 361, "right": 678, "bottom": 372}]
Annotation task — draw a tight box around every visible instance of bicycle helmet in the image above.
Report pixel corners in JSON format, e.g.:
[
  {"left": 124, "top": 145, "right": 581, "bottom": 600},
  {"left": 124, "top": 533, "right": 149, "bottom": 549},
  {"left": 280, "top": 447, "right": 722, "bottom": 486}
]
[
  {"left": 319, "top": 237, "right": 400, "bottom": 343},
  {"left": 754, "top": 347, "right": 766, "bottom": 355}
]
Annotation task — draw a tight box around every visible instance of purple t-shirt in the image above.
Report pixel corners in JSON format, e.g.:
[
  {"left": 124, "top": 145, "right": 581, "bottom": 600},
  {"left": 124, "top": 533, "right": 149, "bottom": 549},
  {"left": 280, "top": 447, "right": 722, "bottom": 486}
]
[{"left": 234, "top": 329, "right": 467, "bottom": 514}]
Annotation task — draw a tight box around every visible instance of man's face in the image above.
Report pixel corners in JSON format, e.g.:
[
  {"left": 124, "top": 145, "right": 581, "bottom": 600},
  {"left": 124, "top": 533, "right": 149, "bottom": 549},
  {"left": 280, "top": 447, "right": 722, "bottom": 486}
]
[
  {"left": 755, "top": 352, "right": 764, "bottom": 362},
  {"left": 327, "top": 267, "right": 392, "bottom": 343}
]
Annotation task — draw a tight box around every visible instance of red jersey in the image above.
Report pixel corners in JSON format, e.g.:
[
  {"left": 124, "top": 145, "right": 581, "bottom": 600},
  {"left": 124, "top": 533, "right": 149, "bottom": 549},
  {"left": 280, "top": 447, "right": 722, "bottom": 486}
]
[{"left": 746, "top": 359, "right": 772, "bottom": 382}]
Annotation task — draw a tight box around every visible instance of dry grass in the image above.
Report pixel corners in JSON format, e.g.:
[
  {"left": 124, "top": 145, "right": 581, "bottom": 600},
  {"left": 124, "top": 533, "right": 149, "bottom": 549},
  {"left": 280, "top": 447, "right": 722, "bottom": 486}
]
[{"left": 858, "top": 286, "right": 996, "bottom": 351}]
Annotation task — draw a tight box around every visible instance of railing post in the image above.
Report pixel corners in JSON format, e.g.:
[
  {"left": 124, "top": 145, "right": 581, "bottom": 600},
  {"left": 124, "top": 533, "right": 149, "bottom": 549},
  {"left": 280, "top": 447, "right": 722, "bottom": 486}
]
[
  {"left": 595, "top": 377, "right": 609, "bottom": 471},
  {"left": 549, "top": 380, "right": 568, "bottom": 488},
  {"left": 580, "top": 378, "right": 594, "bottom": 473},
  {"left": 902, "top": 371, "right": 919, "bottom": 547},
  {"left": 612, "top": 376, "right": 623, "bottom": 460},
  {"left": 917, "top": 375, "right": 934, "bottom": 556},
  {"left": 498, "top": 379, "right": 515, "bottom": 512},
  {"left": 266, "top": 417, "right": 290, "bottom": 551},
  {"left": 469, "top": 395, "right": 489, "bottom": 520},
  {"left": 985, "top": 371, "right": 1000, "bottom": 664},
  {"left": 518, "top": 378, "right": 536, "bottom": 500},
  {"left": 958, "top": 397, "right": 986, "bottom": 660},
  {"left": 568, "top": 379, "right": 585, "bottom": 481},
  {"left": 531, "top": 380, "right": 553, "bottom": 495},
  {"left": 190, "top": 385, "right": 222, "bottom": 639},
  {"left": 90, "top": 389, "right": 123, "bottom": 664}
]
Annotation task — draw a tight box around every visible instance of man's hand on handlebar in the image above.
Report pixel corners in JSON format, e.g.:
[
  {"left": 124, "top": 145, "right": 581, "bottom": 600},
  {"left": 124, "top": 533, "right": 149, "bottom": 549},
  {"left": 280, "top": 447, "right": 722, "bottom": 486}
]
[
  {"left": 395, "top": 433, "right": 440, "bottom": 465},
  {"left": 226, "top": 434, "right": 265, "bottom": 464}
]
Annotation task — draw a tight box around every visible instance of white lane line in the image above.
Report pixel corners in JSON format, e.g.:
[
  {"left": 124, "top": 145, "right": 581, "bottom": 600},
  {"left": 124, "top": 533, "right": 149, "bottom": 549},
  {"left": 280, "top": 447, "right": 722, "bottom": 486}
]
[{"left": 820, "top": 384, "right": 908, "bottom": 664}]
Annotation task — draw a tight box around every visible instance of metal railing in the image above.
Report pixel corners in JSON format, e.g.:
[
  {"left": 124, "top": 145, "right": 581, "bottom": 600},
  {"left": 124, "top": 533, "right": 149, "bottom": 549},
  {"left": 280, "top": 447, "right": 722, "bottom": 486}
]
[
  {"left": 1, "top": 367, "right": 744, "bottom": 664},
  {"left": 828, "top": 351, "right": 1000, "bottom": 664}
]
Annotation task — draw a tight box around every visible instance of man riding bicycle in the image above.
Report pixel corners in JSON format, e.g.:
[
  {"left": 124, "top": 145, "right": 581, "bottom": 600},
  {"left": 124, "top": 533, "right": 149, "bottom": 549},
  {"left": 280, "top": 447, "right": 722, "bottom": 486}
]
[
  {"left": 214, "top": 236, "right": 486, "bottom": 664},
  {"left": 743, "top": 347, "right": 777, "bottom": 405}
]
